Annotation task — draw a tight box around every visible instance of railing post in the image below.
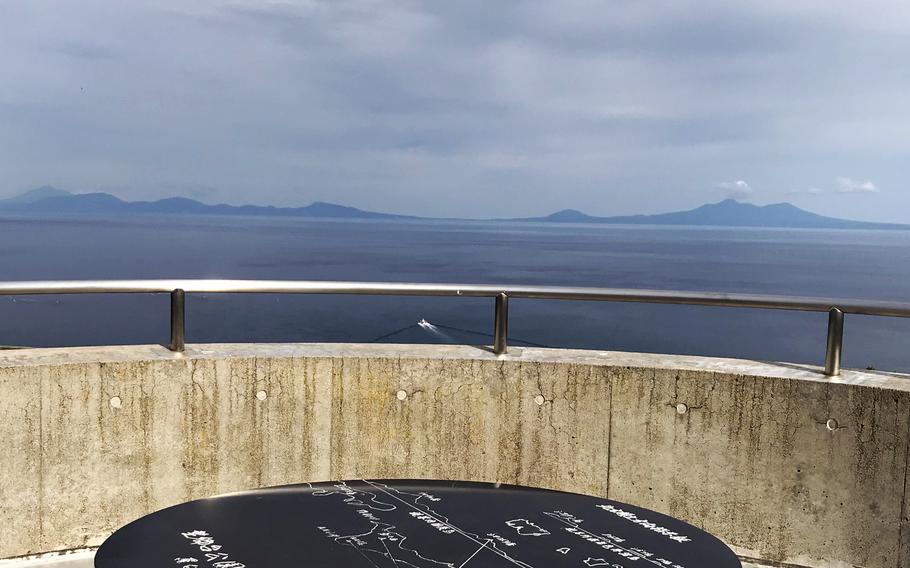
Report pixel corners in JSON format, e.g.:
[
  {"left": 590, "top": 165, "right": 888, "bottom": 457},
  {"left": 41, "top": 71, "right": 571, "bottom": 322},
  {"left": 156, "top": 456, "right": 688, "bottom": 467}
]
[
  {"left": 824, "top": 307, "right": 844, "bottom": 376},
  {"left": 493, "top": 292, "right": 509, "bottom": 355},
  {"left": 170, "top": 289, "right": 185, "bottom": 352}
]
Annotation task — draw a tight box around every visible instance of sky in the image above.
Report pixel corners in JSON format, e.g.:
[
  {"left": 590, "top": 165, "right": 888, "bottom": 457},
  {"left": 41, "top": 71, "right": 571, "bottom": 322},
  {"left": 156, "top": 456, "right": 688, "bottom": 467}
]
[{"left": 1, "top": 1, "right": 908, "bottom": 221}]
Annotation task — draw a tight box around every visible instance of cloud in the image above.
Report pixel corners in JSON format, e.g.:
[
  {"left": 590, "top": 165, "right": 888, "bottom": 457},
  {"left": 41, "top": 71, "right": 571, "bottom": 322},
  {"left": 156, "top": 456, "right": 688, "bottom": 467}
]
[
  {"left": 789, "top": 186, "right": 824, "bottom": 195},
  {"left": 835, "top": 177, "right": 878, "bottom": 193},
  {"left": 717, "top": 180, "right": 753, "bottom": 199},
  {"left": 0, "top": 1, "right": 907, "bottom": 219}
]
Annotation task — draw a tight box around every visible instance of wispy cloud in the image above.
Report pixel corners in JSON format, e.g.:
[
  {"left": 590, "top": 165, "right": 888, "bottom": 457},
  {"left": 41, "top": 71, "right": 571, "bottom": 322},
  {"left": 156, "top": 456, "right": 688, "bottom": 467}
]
[
  {"left": 717, "top": 180, "right": 753, "bottom": 199},
  {"left": 789, "top": 186, "right": 824, "bottom": 195},
  {"left": 49, "top": 42, "right": 120, "bottom": 61},
  {"left": 836, "top": 177, "right": 878, "bottom": 193}
]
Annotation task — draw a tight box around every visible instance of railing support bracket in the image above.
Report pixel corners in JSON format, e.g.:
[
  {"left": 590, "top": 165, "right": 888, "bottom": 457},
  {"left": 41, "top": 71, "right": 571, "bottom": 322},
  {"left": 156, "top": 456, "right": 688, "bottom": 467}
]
[
  {"left": 493, "top": 293, "right": 509, "bottom": 355},
  {"left": 170, "top": 289, "right": 185, "bottom": 352},
  {"left": 824, "top": 307, "right": 844, "bottom": 376}
]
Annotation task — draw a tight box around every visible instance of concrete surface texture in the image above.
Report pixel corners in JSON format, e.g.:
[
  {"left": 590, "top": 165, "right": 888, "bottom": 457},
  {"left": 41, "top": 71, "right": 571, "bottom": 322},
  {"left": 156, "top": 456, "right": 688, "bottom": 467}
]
[{"left": 0, "top": 343, "right": 908, "bottom": 568}]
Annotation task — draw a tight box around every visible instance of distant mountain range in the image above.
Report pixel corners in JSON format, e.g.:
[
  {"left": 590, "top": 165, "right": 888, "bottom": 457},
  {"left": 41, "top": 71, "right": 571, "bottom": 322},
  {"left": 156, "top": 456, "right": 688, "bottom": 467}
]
[
  {"left": 0, "top": 187, "right": 417, "bottom": 220},
  {"left": 511, "top": 199, "right": 909, "bottom": 230},
  {"left": 1, "top": 186, "right": 906, "bottom": 230}
]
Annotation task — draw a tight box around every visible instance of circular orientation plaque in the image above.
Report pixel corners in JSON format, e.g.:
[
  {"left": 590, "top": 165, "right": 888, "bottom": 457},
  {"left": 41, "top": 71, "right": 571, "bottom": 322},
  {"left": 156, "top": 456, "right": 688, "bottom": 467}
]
[{"left": 96, "top": 479, "right": 741, "bottom": 568}]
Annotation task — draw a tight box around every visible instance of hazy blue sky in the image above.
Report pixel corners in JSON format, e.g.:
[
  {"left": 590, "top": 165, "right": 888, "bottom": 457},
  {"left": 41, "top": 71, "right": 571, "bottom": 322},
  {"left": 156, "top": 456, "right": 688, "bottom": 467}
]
[{"left": 1, "top": 1, "right": 908, "bottom": 220}]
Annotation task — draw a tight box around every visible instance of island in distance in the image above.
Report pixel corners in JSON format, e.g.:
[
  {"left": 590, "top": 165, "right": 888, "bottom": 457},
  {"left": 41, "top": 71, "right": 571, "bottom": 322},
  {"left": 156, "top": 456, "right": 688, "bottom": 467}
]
[{"left": 1, "top": 186, "right": 906, "bottom": 230}]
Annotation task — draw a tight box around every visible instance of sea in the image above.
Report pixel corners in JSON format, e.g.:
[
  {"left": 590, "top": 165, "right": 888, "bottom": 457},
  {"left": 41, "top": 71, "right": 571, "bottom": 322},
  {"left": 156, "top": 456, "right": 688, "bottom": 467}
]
[{"left": 2, "top": 214, "right": 910, "bottom": 372}]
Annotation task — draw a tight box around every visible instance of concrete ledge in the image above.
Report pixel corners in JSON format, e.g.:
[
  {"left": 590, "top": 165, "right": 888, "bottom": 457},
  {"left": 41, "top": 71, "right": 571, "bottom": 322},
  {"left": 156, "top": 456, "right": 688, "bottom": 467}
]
[
  {"left": 0, "top": 550, "right": 95, "bottom": 568},
  {"left": 1, "top": 344, "right": 908, "bottom": 567},
  {"left": 2, "top": 343, "right": 908, "bottom": 391}
]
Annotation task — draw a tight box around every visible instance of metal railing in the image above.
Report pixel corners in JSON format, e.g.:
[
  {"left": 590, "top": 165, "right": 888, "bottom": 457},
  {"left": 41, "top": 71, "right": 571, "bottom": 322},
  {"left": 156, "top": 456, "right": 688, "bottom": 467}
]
[{"left": 2, "top": 279, "right": 910, "bottom": 375}]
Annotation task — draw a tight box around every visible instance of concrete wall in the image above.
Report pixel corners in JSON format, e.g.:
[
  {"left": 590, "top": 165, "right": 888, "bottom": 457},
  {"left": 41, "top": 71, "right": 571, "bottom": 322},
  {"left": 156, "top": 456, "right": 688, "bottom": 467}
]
[{"left": 1, "top": 344, "right": 908, "bottom": 567}]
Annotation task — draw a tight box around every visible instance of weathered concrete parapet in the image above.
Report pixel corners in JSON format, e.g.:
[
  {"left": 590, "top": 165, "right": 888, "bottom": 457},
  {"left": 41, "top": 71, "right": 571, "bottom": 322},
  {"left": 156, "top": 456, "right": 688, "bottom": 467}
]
[{"left": 1, "top": 344, "right": 908, "bottom": 567}]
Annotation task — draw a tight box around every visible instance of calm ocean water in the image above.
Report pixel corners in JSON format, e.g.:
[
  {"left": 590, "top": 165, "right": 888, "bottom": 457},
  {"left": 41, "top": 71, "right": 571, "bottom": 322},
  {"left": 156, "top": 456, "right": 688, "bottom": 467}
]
[{"left": 2, "top": 214, "right": 910, "bottom": 372}]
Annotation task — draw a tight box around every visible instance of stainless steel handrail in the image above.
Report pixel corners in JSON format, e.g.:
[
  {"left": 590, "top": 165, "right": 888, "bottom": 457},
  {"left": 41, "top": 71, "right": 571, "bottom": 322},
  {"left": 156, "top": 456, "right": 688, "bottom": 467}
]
[{"left": 2, "top": 279, "right": 910, "bottom": 375}]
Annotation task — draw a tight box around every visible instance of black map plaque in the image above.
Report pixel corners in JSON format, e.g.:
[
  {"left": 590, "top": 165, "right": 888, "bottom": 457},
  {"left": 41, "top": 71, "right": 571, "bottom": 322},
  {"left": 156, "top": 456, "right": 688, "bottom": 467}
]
[{"left": 95, "top": 479, "right": 741, "bottom": 568}]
